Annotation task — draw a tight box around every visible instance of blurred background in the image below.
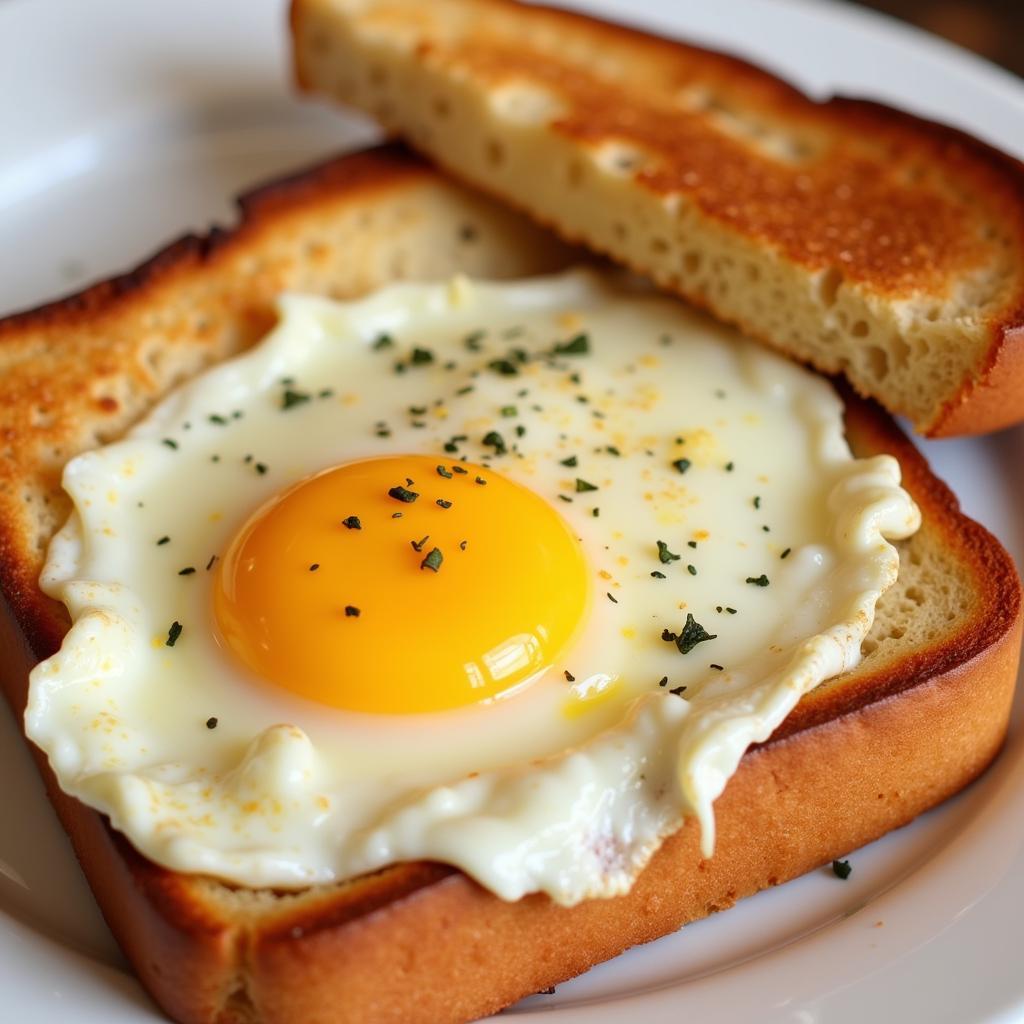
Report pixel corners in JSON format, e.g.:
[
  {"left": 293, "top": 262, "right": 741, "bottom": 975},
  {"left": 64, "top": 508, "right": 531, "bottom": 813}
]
[{"left": 860, "top": 0, "right": 1021, "bottom": 76}]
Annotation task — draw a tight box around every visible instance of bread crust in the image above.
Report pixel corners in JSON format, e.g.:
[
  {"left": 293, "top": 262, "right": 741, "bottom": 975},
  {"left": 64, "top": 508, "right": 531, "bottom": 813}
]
[
  {"left": 290, "top": 0, "right": 1024, "bottom": 437},
  {"left": 0, "top": 147, "right": 1020, "bottom": 1023}
]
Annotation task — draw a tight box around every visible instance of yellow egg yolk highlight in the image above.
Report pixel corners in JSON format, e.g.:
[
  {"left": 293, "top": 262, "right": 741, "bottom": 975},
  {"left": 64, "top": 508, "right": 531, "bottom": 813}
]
[{"left": 213, "top": 454, "right": 590, "bottom": 714}]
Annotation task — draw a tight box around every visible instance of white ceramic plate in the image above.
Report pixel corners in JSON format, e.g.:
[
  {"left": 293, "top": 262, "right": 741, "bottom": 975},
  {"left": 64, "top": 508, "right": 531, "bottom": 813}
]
[{"left": 1, "top": 0, "right": 1022, "bottom": 1020}]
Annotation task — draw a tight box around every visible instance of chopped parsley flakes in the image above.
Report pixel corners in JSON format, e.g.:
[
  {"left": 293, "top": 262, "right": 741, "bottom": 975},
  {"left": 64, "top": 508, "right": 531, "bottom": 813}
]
[
  {"left": 656, "top": 540, "right": 680, "bottom": 564},
  {"left": 662, "top": 614, "right": 717, "bottom": 655},
  {"left": 552, "top": 333, "right": 589, "bottom": 356},
  {"left": 280, "top": 389, "right": 311, "bottom": 411},
  {"left": 420, "top": 547, "right": 443, "bottom": 573},
  {"left": 388, "top": 485, "right": 419, "bottom": 503}
]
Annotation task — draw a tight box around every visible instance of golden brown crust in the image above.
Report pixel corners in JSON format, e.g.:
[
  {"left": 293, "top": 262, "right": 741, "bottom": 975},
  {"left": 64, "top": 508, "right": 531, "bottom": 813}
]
[
  {"left": 0, "top": 147, "right": 1020, "bottom": 1023},
  {"left": 290, "top": 0, "right": 1024, "bottom": 436}
]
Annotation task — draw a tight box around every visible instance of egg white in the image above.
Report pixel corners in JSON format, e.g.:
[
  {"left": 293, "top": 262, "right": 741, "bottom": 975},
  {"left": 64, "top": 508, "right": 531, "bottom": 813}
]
[{"left": 26, "top": 270, "right": 920, "bottom": 903}]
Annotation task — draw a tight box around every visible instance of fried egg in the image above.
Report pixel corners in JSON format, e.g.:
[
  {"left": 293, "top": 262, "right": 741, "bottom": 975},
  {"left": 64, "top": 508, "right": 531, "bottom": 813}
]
[{"left": 26, "top": 269, "right": 920, "bottom": 904}]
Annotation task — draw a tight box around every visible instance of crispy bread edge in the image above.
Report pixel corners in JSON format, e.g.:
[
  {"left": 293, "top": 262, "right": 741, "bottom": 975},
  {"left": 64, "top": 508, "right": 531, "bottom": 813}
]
[
  {"left": 290, "top": 0, "right": 1024, "bottom": 438},
  {"left": 0, "top": 147, "right": 1020, "bottom": 1023}
]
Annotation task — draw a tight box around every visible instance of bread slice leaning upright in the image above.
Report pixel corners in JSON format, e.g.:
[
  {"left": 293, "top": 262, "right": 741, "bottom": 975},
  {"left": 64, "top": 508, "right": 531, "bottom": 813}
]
[
  {"left": 291, "top": 0, "right": 1024, "bottom": 438},
  {"left": 0, "top": 145, "right": 1021, "bottom": 1024}
]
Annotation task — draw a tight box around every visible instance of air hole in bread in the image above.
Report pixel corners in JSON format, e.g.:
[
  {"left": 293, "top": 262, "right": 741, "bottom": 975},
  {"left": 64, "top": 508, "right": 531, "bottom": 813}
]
[
  {"left": 368, "top": 64, "right": 389, "bottom": 87},
  {"left": 925, "top": 305, "right": 942, "bottom": 323},
  {"left": 851, "top": 319, "right": 870, "bottom": 338},
  {"left": 565, "top": 159, "right": 584, "bottom": 187},
  {"left": 817, "top": 267, "right": 843, "bottom": 308},
  {"left": 682, "top": 250, "right": 702, "bottom": 275},
  {"left": 746, "top": 262, "right": 761, "bottom": 283},
  {"left": 485, "top": 138, "right": 506, "bottom": 167},
  {"left": 892, "top": 336, "right": 911, "bottom": 369},
  {"left": 30, "top": 406, "right": 55, "bottom": 428},
  {"left": 612, "top": 221, "right": 628, "bottom": 242},
  {"left": 432, "top": 96, "right": 451, "bottom": 119},
  {"left": 866, "top": 345, "right": 889, "bottom": 379},
  {"left": 650, "top": 237, "right": 669, "bottom": 255}
]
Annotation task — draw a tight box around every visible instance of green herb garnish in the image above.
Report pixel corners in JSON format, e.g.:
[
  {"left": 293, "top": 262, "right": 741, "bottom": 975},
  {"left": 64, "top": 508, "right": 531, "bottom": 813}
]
[
  {"left": 575, "top": 478, "right": 598, "bottom": 493},
  {"left": 388, "top": 485, "right": 419, "bottom": 503},
  {"left": 832, "top": 859, "right": 852, "bottom": 880},
  {"left": 162, "top": 438, "right": 178, "bottom": 450},
  {"left": 656, "top": 540, "right": 680, "bottom": 564},
  {"left": 552, "top": 333, "right": 590, "bottom": 356},
  {"left": 487, "top": 358, "right": 519, "bottom": 376},
  {"left": 281, "top": 389, "right": 311, "bottom": 411},
  {"left": 166, "top": 621, "right": 183, "bottom": 647},
  {"left": 410, "top": 347, "right": 434, "bottom": 365},
  {"left": 482, "top": 431, "right": 507, "bottom": 455},
  {"left": 672, "top": 458, "right": 692, "bottom": 475},
  {"left": 420, "top": 547, "right": 443, "bottom": 573},
  {"left": 746, "top": 574, "right": 770, "bottom": 587},
  {"left": 372, "top": 333, "right": 394, "bottom": 350},
  {"left": 342, "top": 515, "right": 361, "bottom": 530},
  {"left": 661, "top": 613, "right": 717, "bottom": 655}
]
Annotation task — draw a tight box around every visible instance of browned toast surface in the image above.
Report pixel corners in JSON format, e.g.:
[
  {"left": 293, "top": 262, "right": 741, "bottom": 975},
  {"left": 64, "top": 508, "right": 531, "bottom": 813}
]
[
  {"left": 291, "top": 0, "right": 1024, "bottom": 437},
  {"left": 0, "top": 146, "right": 1020, "bottom": 1024}
]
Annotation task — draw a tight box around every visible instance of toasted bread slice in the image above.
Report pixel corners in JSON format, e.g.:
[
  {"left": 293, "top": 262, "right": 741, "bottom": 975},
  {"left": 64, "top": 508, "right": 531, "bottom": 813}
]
[
  {"left": 1, "top": 146, "right": 1020, "bottom": 1024},
  {"left": 290, "top": 0, "right": 1024, "bottom": 438}
]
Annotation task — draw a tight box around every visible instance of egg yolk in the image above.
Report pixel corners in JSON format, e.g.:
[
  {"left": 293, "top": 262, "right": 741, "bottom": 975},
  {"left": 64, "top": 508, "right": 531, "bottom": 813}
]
[{"left": 213, "top": 454, "right": 590, "bottom": 714}]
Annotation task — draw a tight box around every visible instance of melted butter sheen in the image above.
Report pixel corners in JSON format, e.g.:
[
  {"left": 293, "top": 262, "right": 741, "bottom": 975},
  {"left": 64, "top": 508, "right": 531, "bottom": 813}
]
[{"left": 25, "top": 270, "right": 920, "bottom": 904}]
